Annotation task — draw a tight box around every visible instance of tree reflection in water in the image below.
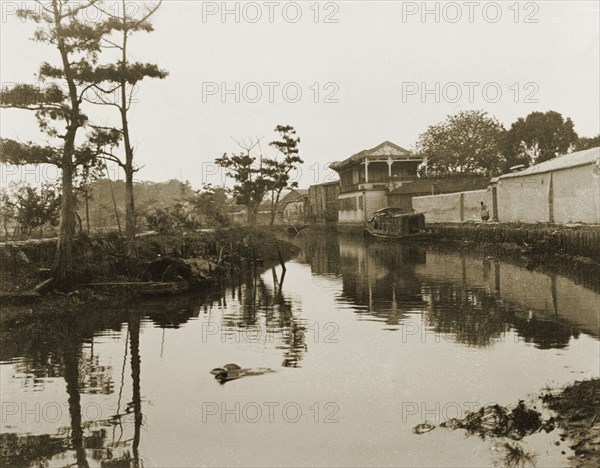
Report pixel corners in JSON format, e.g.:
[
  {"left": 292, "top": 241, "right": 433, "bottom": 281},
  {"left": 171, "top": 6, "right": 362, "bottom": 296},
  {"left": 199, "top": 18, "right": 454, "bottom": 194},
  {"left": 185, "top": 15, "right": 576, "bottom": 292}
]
[
  {"left": 302, "top": 232, "right": 598, "bottom": 349},
  {"left": 0, "top": 303, "right": 143, "bottom": 467},
  {"left": 2, "top": 233, "right": 597, "bottom": 466},
  {"left": 222, "top": 265, "right": 308, "bottom": 368}
]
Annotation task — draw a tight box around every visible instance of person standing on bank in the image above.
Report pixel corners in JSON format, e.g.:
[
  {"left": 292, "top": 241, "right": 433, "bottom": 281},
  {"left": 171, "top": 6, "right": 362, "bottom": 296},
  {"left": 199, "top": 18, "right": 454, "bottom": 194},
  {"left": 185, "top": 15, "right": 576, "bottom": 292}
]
[{"left": 480, "top": 202, "right": 490, "bottom": 222}]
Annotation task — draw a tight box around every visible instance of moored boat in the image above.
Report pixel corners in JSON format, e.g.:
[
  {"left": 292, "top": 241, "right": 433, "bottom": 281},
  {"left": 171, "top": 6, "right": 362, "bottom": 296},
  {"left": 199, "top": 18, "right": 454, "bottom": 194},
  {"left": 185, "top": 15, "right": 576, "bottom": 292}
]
[
  {"left": 138, "top": 280, "right": 189, "bottom": 297},
  {"left": 365, "top": 208, "right": 427, "bottom": 240}
]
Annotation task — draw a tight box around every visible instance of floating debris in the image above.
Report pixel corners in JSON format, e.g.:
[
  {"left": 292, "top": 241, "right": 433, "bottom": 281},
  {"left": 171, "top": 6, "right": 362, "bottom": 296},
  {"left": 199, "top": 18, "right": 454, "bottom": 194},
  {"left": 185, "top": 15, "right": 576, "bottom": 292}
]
[
  {"left": 413, "top": 422, "right": 436, "bottom": 434},
  {"left": 209, "top": 364, "right": 276, "bottom": 383},
  {"left": 502, "top": 441, "right": 537, "bottom": 468},
  {"left": 440, "top": 400, "right": 555, "bottom": 440}
]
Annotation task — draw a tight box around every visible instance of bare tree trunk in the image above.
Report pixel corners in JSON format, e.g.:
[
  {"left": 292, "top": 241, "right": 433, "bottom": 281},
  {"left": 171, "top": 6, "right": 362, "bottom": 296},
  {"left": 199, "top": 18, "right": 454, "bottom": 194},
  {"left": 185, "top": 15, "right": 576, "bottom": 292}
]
[
  {"left": 124, "top": 163, "right": 136, "bottom": 256},
  {"left": 52, "top": 0, "right": 83, "bottom": 291},
  {"left": 85, "top": 190, "right": 90, "bottom": 233},
  {"left": 269, "top": 190, "right": 283, "bottom": 228},
  {"left": 247, "top": 204, "right": 257, "bottom": 226},
  {"left": 269, "top": 192, "right": 276, "bottom": 227},
  {"left": 54, "top": 135, "right": 77, "bottom": 290},
  {"left": 119, "top": 2, "right": 137, "bottom": 259},
  {"left": 121, "top": 79, "right": 136, "bottom": 257},
  {"left": 75, "top": 212, "right": 83, "bottom": 235}
]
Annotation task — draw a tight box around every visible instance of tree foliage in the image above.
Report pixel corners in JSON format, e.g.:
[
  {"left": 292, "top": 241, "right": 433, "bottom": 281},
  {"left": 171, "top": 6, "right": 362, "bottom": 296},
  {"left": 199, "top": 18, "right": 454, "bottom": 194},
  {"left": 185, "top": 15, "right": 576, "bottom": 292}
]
[
  {"left": 82, "top": 0, "right": 167, "bottom": 257},
  {"left": 574, "top": 135, "right": 600, "bottom": 152},
  {"left": 216, "top": 126, "right": 303, "bottom": 226},
  {"left": 0, "top": 183, "right": 61, "bottom": 238},
  {"left": 0, "top": 189, "right": 17, "bottom": 239},
  {"left": 0, "top": 0, "right": 165, "bottom": 287},
  {"left": 187, "top": 185, "right": 230, "bottom": 228},
  {"left": 415, "top": 110, "right": 505, "bottom": 176},
  {"left": 504, "top": 110, "right": 578, "bottom": 167},
  {"left": 15, "top": 184, "right": 62, "bottom": 237},
  {"left": 0, "top": 0, "right": 114, "bottom": 289},
  {"left": 215, "top": 138, "right": 271, "bottom": 225},
  {"left": 265, "top": 125, "right": 302, "bottom": 226},
  {"left": 145, "top": 204, "right": 199, "bottom": 235}
]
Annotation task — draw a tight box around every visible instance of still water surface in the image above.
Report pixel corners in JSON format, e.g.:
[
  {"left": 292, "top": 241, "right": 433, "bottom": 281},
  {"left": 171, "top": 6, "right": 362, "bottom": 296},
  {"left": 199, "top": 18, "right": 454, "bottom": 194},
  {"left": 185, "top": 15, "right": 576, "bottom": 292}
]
[{"left": 1, "top": 232, "right": 599, "bottom": 467}]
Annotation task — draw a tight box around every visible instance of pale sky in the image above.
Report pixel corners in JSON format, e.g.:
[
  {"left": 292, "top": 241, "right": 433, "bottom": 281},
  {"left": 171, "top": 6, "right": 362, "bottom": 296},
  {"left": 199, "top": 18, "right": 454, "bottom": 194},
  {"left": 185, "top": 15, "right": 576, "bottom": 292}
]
[{"left": 1, "top": 0, "right": 599, "bottom": 189}]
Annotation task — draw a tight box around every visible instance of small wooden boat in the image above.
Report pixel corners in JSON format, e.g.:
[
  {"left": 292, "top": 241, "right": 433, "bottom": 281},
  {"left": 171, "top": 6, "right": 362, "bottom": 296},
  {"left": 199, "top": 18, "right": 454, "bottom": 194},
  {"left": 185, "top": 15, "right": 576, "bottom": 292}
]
[
  {"left": 365, "top": 208, "right": 427, "bottom": 240},
  {"left": 85, "top": 281, "right": 189, "bottom": 297},
  {"left": 138, "top": 281, "right": 189, "bottom": 297}
]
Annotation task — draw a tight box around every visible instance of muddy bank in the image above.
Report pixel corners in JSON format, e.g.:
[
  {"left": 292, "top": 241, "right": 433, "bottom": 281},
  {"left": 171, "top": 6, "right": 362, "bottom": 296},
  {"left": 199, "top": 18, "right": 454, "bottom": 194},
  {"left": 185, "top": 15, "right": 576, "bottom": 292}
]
[
  {"left": 0, "top": 227, "right": 299, "bottom": 296},
  {"left": 423, "top": 225, "right": 600, "bottom": 296},
  {"left": 427, "top": 223, "right": 600, "bottom": 264},
  {"left": 414, "top": 379, "right": 600, "bottom": 467},
  {"left": 543, "top": 379, "right": 600, "bottom": 466}
]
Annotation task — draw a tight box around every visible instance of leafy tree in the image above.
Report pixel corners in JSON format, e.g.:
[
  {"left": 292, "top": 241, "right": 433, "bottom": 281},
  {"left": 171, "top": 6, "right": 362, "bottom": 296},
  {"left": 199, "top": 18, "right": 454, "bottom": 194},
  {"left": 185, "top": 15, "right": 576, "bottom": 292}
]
[
  {"left": 0, "top": 189, "right": 17, "bottom": 239},
  {"left": 188, "top": 185, "right": 230, "bottom": 228},
  {"left": 574, "top": 135, "right": 600, "bottom": 152},
  {"left": 216, "top": 127, "right": 303, "bottom": 226},
  {"left": 416, "top": 110, "right": 505, "bottom": 176},
  {"left": 265, "top": 125, "right": 302, "bottom": 227},
  {"left": 85, "top": 0, "right": 167, "bottom": 257},
  {"left": 145, "top": 204, "right": 199, "bottom": 235},
  {"left": 216, "top": 138, "right": 271, "bottom": 226},
  {"left": 504, "top": 110, "right": 578, "bottom": 167},
  {"left": 145, "top": 208, "right": 175, "bottom": 235},
  {"left": 14, "top": 183, "right": 61, "bottom": 238},
  {"left": 0, "top": 0, "right": 111, "bottom": 290}
]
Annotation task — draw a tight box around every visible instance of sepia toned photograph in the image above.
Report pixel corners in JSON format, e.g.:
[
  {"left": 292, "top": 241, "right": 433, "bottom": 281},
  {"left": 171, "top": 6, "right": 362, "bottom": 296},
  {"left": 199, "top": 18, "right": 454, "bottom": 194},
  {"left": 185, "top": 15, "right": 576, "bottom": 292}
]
[{"left": 0, "top": 1, "right": 599, "bottom": 467}]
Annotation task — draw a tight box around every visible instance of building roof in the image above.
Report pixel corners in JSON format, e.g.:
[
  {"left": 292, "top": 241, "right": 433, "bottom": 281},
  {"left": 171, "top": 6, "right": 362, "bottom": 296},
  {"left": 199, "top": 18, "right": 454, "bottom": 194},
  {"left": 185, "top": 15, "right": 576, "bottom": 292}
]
[
  {"left": 497, "top": 147, "right": 600, "bottom": 179},
  {"left": 330, "top": 141, "right": 422, "bottom": 171},
  {"left": 388, "top": 175, "right": 491, "bottom": 196},
  {"left": 280, "top": 189, "right": 308, "bottom": 203},
  {"left": 310, "top": 180, "right": 339, "bottom": 188}
]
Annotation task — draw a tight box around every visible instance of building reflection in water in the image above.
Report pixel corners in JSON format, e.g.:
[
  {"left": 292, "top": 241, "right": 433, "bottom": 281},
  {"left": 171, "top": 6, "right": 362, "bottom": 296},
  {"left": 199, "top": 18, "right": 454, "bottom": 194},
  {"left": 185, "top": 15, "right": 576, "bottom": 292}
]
[
  {"left": 1, "top": 233, "right": 598, "bottom": 466},
  {"left": 301, "top": 232, "right": 598, "bottom": 348}
]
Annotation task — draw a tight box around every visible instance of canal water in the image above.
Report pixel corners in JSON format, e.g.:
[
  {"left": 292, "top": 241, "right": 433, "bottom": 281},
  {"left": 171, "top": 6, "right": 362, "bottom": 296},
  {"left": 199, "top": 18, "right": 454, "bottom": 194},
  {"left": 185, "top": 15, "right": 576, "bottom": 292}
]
[{"left": 1, "top": 232, "right": 599, "bottom": 467}]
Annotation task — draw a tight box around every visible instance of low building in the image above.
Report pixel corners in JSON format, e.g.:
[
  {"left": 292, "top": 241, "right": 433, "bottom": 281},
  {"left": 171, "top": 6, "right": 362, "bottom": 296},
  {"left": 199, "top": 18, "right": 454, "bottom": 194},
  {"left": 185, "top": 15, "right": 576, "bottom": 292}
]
[
  {"left": 387, "top": 175, "right": 490, "bottom": 212},
  {"left": 329, "top": 141, "right": 423, "bottom": 226},
  {"left": 411, "top": 147, "right": 600, "bottom": 225},
  {"left": 307, "top": 180, "right": 339, "bottom": 224},
  {"left": 282, "top": 190, "right": 309, "bottom": 225},
  {"left": 224, "top": 189, "right": 309, "bottom": 225},
  {"left": 494, "top": 147, "right": 600, "bottom": 224}
]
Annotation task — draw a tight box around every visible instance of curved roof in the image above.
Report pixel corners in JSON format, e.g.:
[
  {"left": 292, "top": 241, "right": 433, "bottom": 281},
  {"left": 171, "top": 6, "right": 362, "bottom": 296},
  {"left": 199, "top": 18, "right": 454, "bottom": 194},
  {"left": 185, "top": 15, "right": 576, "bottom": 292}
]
[{"left": 330, "top": 141, "right": 422, "bottom": 171}]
